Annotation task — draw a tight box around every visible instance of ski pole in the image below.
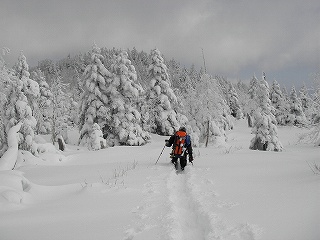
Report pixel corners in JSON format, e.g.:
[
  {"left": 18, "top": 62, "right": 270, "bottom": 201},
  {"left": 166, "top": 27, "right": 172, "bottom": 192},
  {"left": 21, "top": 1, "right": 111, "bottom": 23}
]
[{"left": 155, "top": 145, "right": 166, "bottom": 165}]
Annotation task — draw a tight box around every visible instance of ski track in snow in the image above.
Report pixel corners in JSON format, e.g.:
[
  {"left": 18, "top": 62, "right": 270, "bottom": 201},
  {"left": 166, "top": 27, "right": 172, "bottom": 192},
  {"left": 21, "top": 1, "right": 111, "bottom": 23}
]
[{"left": 124, "top": 164, "right": 262, "bottom": 240}]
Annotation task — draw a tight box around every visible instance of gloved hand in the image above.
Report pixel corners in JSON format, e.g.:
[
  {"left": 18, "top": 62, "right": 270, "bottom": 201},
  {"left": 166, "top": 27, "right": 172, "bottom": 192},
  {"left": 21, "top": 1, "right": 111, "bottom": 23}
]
[
  {"left": 165, "top": 140, "right": 170, "bottom": 147},
  {"left": 189, "top": 155, "right": 194, "bottom": 162}
]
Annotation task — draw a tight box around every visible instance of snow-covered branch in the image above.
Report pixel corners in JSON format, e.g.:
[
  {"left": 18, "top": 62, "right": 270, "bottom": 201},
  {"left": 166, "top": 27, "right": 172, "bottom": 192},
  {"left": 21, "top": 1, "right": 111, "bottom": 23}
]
[{"left": 0, "top": 122, "right": 22, "bottom": 170}]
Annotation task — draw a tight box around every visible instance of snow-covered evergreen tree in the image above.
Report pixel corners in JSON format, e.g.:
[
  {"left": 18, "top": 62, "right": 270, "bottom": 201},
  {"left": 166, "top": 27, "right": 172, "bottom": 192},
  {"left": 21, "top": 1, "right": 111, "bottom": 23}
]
[
  {"left": 311, "top": 86, "right": 320, "bottom": 124},
  {"left": 16, "top": 51, "right": 40, "bottom": 99},
  {"left": 3, "top": 52, "right": 40, "bottom": 154},
  {"left": 78, "top": 44, "right": 113, "bottom": 148},
  {"left": 246, "top": 75, "right": 260, "bottom": 126},
  {"left": 248, "top": 75, "right": 259, "bottom": 100},
  {"left": 228, "top": 83, "right": 243, "bottom": 119},
  {"left": 299, "top": 84, "right": 313, "bottom": 121},
  {"left": 287, "top": 86, "right": 307, "bottom": 126},
  {"left": 235, "top": 81, "right": 250, "bottom": 117},
  {"left": 31, "top": 69, "right": 53, "bottom": 134},
  {"left": 127, "top": 48, "right": 149, "bottom": 90},
  {"left": 50, "top": 75, "right": 70, "bottom": 144},
  {"left": 147, "top": 49, "right": 180, "bottom": 135},
  {"left": 184, "top": 74, "right": 230, "bottom": 146},
  {"left": 270, "top": 80, "right": 288, "bottom": 125},
  {"left": 250, "top": 77, "right": 283, "bottom": 151},
  {"left": 89, "top": 123, "right": 107, "bottom": 150},
  {"left": 0, "top": 49, "right": 12, "bottom": 157},
  {"left": 106, "top": 50, "right": 150, "bottom": 146}
]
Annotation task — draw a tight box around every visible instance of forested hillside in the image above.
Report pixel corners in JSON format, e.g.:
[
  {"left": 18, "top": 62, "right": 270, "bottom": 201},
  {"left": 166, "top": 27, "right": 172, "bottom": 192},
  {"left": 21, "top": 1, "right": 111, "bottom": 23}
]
[{"left": 1, "top": 45, "right": 319, "bottom": 161}]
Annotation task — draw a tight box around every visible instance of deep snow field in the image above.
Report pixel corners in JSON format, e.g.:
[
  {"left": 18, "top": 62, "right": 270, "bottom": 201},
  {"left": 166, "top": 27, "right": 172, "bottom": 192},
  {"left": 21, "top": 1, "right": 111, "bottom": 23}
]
[{"left": 0, "top": 119, "right": 319, "bottom": 240}]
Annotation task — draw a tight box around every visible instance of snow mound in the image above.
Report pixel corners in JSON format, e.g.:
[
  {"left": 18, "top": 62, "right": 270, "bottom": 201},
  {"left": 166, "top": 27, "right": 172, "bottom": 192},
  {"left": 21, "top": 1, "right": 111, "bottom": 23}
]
[
  {"left": 0, "top": 170, "right": 31, "bottom": 205},
  {"left": 15, "top": 149, "right": 66, "bottom": 168}
]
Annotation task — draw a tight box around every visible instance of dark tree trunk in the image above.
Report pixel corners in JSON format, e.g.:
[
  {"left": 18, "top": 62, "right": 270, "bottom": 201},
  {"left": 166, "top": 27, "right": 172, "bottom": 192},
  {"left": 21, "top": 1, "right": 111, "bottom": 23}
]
[
  {"left": 57, "top": 135, "right": 65, "bottom": 151},
  {"left": 247, "top": 113, "right": 253, "bottom": 127},
  {"left": 250, "top": 137, "right": 268, "bottom": 151}
]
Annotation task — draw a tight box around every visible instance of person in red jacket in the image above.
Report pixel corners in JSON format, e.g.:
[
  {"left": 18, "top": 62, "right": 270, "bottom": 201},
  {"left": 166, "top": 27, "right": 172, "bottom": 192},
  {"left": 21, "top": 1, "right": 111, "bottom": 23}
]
[{"left": 165, "top": 127, "right": 193, "bottom": 171}]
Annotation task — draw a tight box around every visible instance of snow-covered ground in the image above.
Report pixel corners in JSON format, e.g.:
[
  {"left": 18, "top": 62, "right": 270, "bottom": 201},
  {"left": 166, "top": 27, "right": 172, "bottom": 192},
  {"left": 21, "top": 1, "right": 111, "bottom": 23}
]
[{"left": 0, "top": 119, "right": 319, "bottom": 240}]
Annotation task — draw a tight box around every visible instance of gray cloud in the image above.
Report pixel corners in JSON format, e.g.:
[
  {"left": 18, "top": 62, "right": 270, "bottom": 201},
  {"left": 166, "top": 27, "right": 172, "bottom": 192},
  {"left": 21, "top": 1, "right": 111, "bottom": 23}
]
[{"left": 1, "top": 0, "right": 319, "bottom": 88}]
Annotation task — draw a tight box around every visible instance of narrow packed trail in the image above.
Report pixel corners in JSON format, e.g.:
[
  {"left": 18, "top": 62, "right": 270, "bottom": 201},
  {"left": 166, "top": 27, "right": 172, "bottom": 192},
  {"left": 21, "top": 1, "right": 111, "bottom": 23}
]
[
  {"left": 166, "top": 168, "right": 212, "bottom": 240},
  {"left": 124, "top": 162, "right": 260, "bottom": 240}
]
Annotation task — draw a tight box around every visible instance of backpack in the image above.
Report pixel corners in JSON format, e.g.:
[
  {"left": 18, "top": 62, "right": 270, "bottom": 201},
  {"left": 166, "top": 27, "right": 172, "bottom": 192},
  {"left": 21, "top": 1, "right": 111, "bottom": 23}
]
[{"left": 173, "top": 130, "right": 187, "bottom": 156}]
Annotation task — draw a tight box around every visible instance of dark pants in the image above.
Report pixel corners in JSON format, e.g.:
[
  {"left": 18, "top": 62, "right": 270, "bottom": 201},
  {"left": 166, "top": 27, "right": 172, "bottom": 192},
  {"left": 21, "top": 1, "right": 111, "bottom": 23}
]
[{"left": 171, "top": 155, "right": 187, "bottom": 169}]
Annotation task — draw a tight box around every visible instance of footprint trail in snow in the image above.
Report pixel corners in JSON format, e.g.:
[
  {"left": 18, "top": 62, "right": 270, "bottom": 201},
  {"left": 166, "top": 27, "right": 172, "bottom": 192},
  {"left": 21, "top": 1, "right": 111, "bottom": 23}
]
[
  {"left": 124, "top": 165, "right": 262, "bottom": 240},
  {"left": 166, "top": 168, "right": 211, "bottom": 239}
]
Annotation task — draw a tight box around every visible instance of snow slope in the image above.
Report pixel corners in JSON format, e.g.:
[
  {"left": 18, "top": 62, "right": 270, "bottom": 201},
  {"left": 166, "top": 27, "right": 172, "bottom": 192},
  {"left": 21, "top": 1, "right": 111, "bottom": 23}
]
[{"left": 0, "top": 119, "right": 319, "bottom": 240}]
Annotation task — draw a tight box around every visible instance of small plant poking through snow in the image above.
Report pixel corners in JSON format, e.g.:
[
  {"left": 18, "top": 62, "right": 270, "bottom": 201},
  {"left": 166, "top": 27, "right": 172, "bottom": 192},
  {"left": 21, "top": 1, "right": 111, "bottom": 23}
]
[
  {"left": 306, "top": 161, "right": 320, "bottom": 175},
  {"left": 222, "top": 145, "right": 243, "bottom": 154},
  {"left": 81, "top": 160, "right": 138, "bottom": 188}
]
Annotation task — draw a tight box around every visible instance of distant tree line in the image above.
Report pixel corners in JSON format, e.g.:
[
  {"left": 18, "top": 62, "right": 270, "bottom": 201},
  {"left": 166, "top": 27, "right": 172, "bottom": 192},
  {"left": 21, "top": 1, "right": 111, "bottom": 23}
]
[{"left": 1, "top": 45, "right": 319, "bottom": 158}]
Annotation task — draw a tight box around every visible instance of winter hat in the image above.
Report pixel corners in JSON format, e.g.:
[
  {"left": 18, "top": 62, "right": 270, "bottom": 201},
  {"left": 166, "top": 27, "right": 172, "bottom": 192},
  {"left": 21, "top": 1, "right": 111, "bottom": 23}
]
[{"left": 179, "top": 126, "right": 186, "bottom": 132}]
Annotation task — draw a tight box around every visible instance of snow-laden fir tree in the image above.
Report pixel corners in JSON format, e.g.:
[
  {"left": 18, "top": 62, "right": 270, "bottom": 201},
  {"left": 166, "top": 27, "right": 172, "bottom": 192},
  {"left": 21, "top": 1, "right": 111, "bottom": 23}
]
[
  {"left": 311, "top": 86, "right": 320, "bottom": 124},
  {"left": 16, "top": 51, "right": 40, "bottom": 99},
  {"left": 184, "top": 74, "right": 230, "bottom": 147},
  {"left": 297, "top": 81, "right": 320, "bottom": 147},
  {"left": 287, "top": 86, "right": 307, "bottom": 126},
  {"left": 0, "top": 49, "right": 12, "bottom": 157},
  {"left": 246, "top": 75, "right": 260, "bottom": 126},
  {"left": 250, "top": 77, "right": 283, "bottom": 151},
  {"left": 78, "top": 44, "right": 113, "bottom": 149},
  {"left": 127, "top": 48, "right": 149, "bottom": 90},
  {"left": 299, "top": 84, "right": 313, "bottom": 121},
  {"left": 234, "top": 80, "right": 250, "bottom": 118},
  {"left": 308, "top": 84, "right": 320, "bottom": 145},
  {"left": 179, "top": 74, "right": 200, "bottom": 147},
  {"left": 270, "top": 80, "right": 288, "bottom": 125},
  {"left": 147, "top": 49, "right": 180, "bottom": 135},
  {"left": 167, "top": 67, "right": 200, "bottom": 146},
  {"left": 31, "top": 69, "right": 53, "bottom": 134},
  {"left": 106, "top": 50, "right": 150, "bottom": 146},
  {"left": 89, "top": 123, "right": 107, "bottom": 150},
  {"left": 248, "top": 75, "right": 259, "bottom": 100},
  {"left": 228, "top": 83, "right": 243, "bottom": 119},
  {"left": 3, "top": 52, "right": 40, "bottom": 154},
  {"left": 50, "top": 75, "right": 71, "bottom": 144},
  {"left": 165, "top": 59, "right": 193, "bottom": 137}
]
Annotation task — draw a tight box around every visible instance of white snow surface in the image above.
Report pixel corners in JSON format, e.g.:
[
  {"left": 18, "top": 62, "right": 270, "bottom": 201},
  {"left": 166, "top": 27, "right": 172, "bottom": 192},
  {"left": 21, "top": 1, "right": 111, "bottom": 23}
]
[{"left": 0, "top": 119, "right": 319, "bottom": 240}]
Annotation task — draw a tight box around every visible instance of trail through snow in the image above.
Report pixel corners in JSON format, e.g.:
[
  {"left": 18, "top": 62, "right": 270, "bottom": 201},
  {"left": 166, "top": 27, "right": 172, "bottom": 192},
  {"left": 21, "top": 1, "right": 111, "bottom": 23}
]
[
  {"left": 1, "top": 121, "right": 319, "bottom": 240},
  {"left": 124, "top": 162, "right": 262, "bottom": 240}
]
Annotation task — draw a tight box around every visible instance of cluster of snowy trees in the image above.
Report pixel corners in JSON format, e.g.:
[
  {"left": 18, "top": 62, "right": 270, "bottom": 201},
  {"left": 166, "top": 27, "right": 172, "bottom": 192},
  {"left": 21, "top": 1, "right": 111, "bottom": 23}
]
[{"left": 1, "top": 45, "right": 320, "bottom": 162}]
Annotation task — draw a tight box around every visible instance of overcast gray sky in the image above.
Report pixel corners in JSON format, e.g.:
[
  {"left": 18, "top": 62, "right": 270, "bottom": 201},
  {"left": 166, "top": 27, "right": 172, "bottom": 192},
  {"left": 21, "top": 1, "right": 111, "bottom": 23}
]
[{"left": 1, "top": 0, "right": 319, "bottom": 88}]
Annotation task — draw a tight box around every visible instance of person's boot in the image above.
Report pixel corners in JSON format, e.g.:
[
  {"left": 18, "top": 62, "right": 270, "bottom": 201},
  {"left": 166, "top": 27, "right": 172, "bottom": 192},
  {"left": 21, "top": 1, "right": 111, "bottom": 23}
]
[{"left": 171, "top": 160, "right": 178, "bottom": 170}]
